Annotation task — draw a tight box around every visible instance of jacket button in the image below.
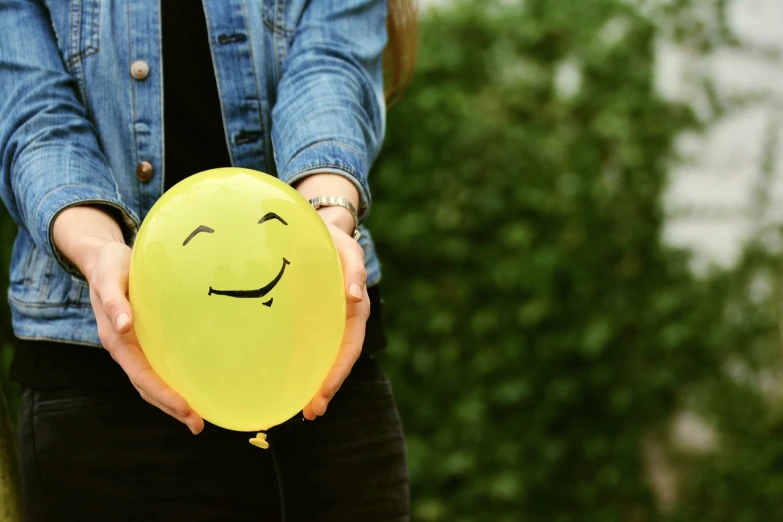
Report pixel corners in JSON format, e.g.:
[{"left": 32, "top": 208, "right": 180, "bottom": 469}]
[
  {"left": 130, "top": 60, "right": 149, "bottom": 80},
  {"left": 136, "top": 161, "right": 154, "bottom": 182}
]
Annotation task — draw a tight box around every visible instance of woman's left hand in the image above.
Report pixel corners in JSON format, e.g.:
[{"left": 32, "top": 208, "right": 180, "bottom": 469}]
[
  {"left": 302, "top": 218, "right": 370, "bottom": 420},
  {"left": 295, "top": 174, "right": 370, "bottom": 420}
]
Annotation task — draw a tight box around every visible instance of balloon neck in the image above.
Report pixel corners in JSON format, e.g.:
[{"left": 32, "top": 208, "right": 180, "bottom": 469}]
[{"left": 249, "top": 432, "right": 269, "bottom": 449}]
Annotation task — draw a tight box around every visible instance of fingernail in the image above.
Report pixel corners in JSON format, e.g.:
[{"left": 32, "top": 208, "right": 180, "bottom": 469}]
[
  {"left": 115, "top": 313, "right": 129, "bottom": 331},
  {"left": 189, "top": 426, "right": 198, "bottom": 435},
  {"left": 349, "top": 283, "right": 363, "bottom": 299},
  {"left": 320, "top": 403, "right": 328, "bottom": 416},
  {"left": 327, "top": 387, "right": 338, "bottom": 399}
]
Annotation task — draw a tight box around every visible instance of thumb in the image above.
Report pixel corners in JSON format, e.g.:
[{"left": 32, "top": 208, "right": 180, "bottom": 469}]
[
  {"left": 93, "top": 264, "right": 133, "bottom": 334},
  {"left": 337, "top": 239, "right": 367, "bottom": 302}
]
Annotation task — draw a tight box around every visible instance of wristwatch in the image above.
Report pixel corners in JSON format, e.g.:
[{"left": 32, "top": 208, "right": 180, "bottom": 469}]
[{"left": 308, "top": 196, "right": 361, "bottom": 241}]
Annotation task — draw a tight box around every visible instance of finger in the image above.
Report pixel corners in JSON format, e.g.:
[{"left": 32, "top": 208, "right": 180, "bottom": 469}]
[
  {"left": 93, "top": 266, "right": 133, "bottom": 334},
  {"left": 302, "top": 402, "right": 317, "bottom": 421},
  {"left": 311, "top": 286, "right": 370, "bottom": 417},
  {"left": 109, "top": 337, "right": 192, "bottom": 418},
  {"left": 334, "top": 234, "right": 367, "bottom": 302},
  {"left": 137, "top": 388, "right": 204, "bottom": 434},
  {"left": 98, "top": 315, "right": 204, "bottom": 433},
  {"left": 139, "top": 392, "right": 203, "bottom": 434}
]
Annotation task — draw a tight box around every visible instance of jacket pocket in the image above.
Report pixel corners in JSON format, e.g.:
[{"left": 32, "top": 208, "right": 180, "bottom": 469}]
[
  {"left": 263, "top": 0, "right": 302, "bottom": 82},
  {"left": 262, "top": 0, "right": 296, "bottom": 37},
  {"left": 63, "top": 0, "right": 102, "bottom": 70},
  {"left": 44, "top": 0, "right": 102, "bottom": 106}
]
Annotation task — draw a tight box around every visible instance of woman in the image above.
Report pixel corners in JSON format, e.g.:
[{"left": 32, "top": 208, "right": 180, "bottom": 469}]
[{"left": 0, "top": 1, "right": 416, "bottom": 520}]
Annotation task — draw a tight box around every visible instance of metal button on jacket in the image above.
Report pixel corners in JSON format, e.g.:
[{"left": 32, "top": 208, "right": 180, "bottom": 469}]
[
  {"left": 136, "top": 161, "right": 154, "bottom": 182},
  {"left": 130, "top": 60, "right": 149, "bottom": 80}
]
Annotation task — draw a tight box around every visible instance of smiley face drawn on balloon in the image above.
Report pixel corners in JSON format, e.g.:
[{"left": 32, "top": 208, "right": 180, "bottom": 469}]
[{"left": 181, "top": 212, "right": 291, "bottom": 308}]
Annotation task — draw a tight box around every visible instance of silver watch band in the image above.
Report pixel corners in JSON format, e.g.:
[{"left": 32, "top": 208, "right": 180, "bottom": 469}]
[{"left": 308, "top": 196, "right": 361, "bottom": 240}]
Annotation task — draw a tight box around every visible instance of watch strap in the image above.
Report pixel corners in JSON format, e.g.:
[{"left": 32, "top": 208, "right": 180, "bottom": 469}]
[{"left": 308, "top": 196, "right": 361, "bottom": 240}]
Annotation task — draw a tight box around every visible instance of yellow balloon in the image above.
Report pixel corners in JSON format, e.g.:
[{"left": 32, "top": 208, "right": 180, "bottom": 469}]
[{"left": 128, "top": 168, "right": 345, "bottom": 431}]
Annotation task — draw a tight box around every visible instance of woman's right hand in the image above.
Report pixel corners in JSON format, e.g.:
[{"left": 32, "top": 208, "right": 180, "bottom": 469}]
[{"left": 53, "top": 206, "right": 204, "bottom": 434}]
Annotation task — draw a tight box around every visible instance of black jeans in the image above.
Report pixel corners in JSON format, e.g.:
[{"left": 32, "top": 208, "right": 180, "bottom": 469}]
[{"left": 16, "top": 355, "right": 409, "bottom": 521}]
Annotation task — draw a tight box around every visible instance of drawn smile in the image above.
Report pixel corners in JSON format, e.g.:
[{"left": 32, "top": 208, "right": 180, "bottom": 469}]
[
  {"left": 183, "top": 213, "right": 290, "bottom": 307},
  {"left": 208, "top": 258, "right": 291, "bottom": 300}
]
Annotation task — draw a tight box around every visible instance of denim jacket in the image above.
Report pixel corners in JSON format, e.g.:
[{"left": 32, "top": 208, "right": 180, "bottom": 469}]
[{"left": 0, "top": 0, "right": 386, "bottom": 346}]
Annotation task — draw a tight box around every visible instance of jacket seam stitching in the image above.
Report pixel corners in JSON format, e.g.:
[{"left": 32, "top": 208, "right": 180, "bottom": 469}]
[
  {"left": 239, "top": 0, "right": 270, "bottom": 170},
  {"left": 32, "top": 184, "right": 123, "bottom": 223},
  {"left": 14, "top": 334, "right": 101, "bottom": 348},
  {"left": 39, "top": 257, "right": 53, "bottom": 301},
  {"left": 262, "top": 19, "right": 292, "bottom": 38},
  {"left": 274, "top": 0, "right": 288, "bottom": 80},
  {"left": 68, "top": 0, "right": 80, "bottom": 66},
  {"left": 91, "top": 0, "right": 101, "bottom": 50},
  {"left": 283, "top": 140, "right": 367, "bottom": 175},
  {"left": 128, "top": 0, "right": 141, "bottom": 210},
  {"left": 9, "top": 295, "right": 92, "bottom": 309},
  {"left": 65, "top": 46, "right": 99, "bottom": 68},
  {"left": 271, "top": 1, "right": 280, "bottom": 82},
  {"left": 65, "top": 0, "right": 101, "bottom": 69},
  {"left": 287, "top": 163, "right": 363, "bottom": 180}
]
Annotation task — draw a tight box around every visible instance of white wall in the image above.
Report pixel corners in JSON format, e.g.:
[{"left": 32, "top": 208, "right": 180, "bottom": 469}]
[
  {"left": 659, "top": 0, "right": 783, "bottom": 272},
  {"left": 417, "top": 0, "right": 783, "bottom": 272}
]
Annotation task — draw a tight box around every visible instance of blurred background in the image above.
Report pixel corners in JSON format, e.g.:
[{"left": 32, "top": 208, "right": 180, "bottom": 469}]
[{"left": 4, "top": 0, "right": 783, "bottom": 520}]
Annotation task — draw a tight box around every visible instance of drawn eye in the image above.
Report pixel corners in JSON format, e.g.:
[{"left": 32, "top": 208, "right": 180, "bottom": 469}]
[
  {"left": 183, "top": 225, "right": 214, "bottom": 246},
  {"left": 258, "top": 212, "right": 288, "bottom": 226}
]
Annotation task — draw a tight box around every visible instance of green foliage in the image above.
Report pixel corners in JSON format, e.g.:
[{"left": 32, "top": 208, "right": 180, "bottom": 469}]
[{"left": 370, "top": 1, "right": 783, "bottom": 520}]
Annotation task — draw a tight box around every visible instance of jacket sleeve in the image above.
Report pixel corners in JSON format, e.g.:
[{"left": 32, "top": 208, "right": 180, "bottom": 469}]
[
  {"left": 271, "top": 0, "right": 387, "bottom": 220},
  {"left": 0, "top": 0, "right": 138, "bottom": 277}
]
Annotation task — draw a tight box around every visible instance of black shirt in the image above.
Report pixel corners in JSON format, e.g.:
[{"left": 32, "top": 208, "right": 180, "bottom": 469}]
[
  {"left": 161, "top": 1, "right": 231, "bottom": 190},
  {"left": 10, "top": 3, "right": 386, "bottom": 388}
]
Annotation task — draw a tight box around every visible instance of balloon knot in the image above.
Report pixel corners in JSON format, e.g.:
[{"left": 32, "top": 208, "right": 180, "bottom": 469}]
[{"left": 249, "top": 432, "right": 269, "bottom": 449}]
